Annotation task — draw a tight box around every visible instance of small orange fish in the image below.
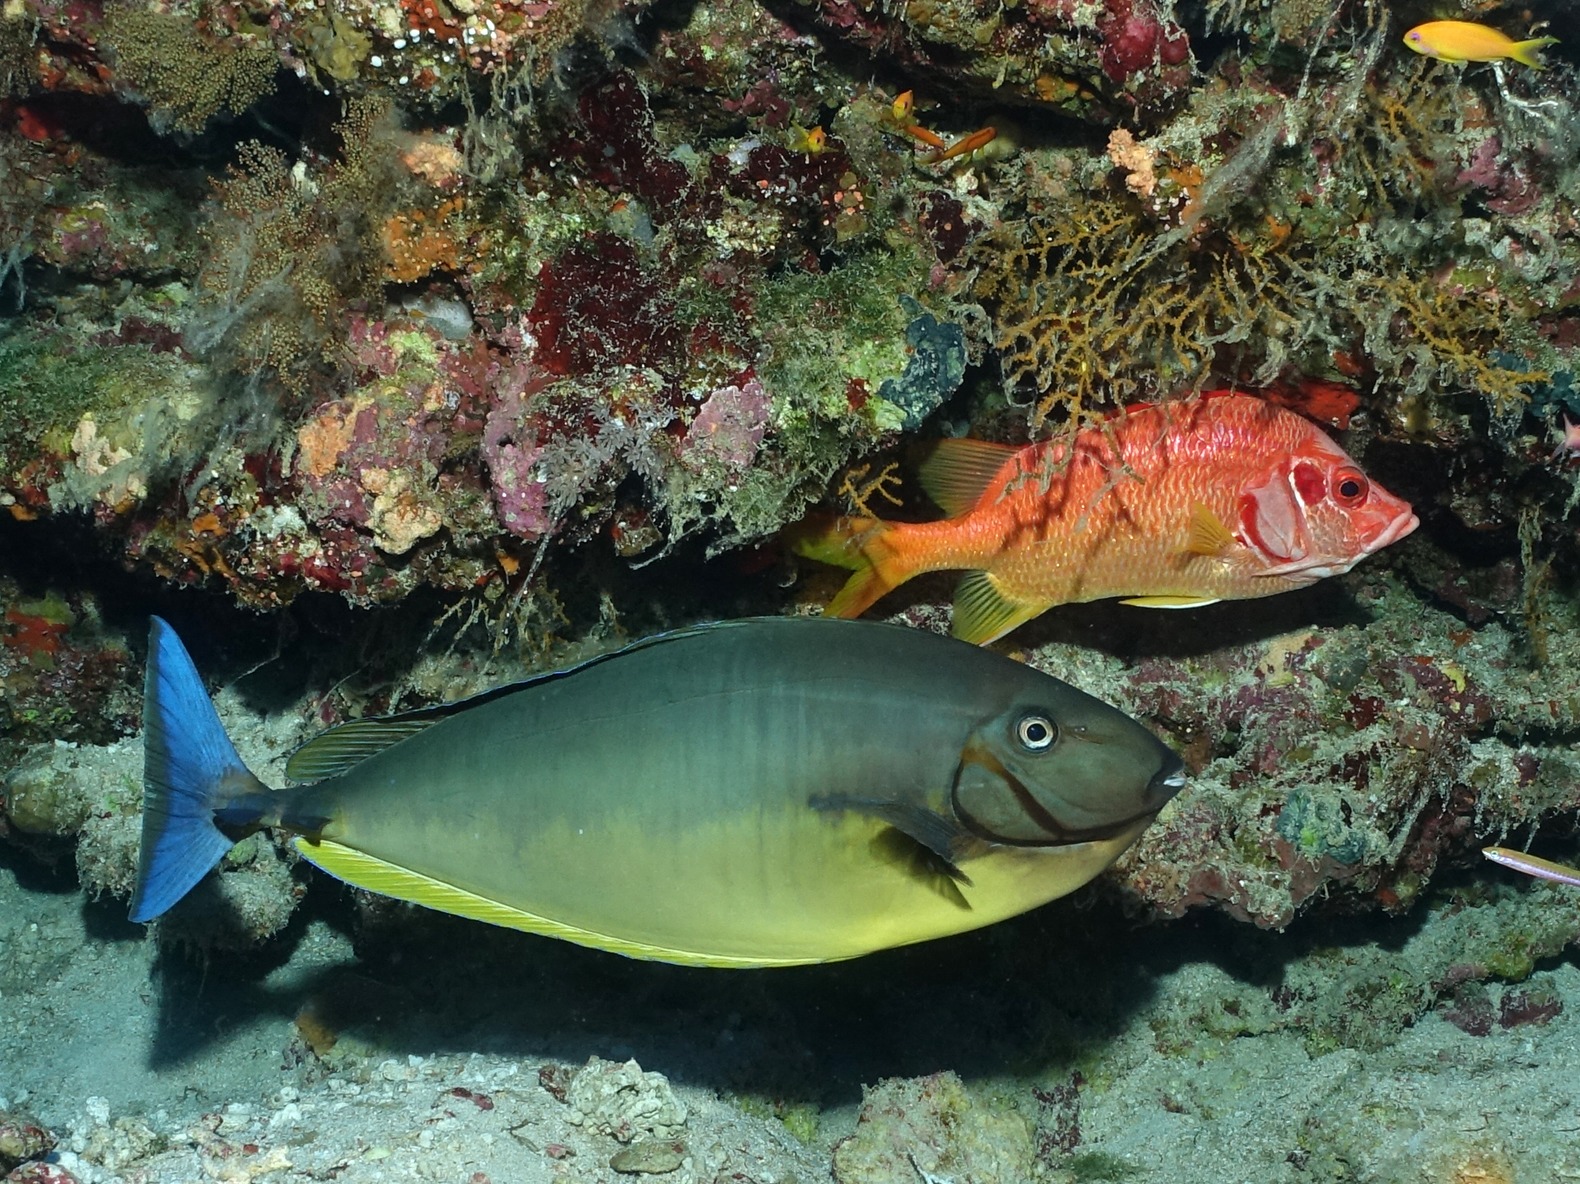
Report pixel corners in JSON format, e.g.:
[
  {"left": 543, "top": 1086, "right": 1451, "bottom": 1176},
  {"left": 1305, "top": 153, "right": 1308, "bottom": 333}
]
[
  {"left": 793, "top": 393, "right": 1418, "bottom": 644},
  {"left": 926, "top": 126, "right": 997, "bottom": 166},
  {"left": 1403, "top": 21, "right": 1558, "bottom": 68},
  {"left": 789, "top": 125, "right": 828, "bottom": 154}
]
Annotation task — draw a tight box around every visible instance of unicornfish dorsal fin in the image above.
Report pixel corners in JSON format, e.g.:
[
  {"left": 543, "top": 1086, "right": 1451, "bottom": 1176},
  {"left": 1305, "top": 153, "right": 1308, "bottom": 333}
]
[
  {"left": 287, "top": 621, "right": 781, "bottom": 782},
  {"left": 917, "top": 437, "right": 1019, "bottom": 517},
  {"left": 285, "top": 716, "right": 441, "bottom": 783}
]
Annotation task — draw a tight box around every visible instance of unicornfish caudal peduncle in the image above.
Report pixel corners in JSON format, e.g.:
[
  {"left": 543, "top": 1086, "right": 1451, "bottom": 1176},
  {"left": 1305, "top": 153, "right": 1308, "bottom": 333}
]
[{"left": 130, "top": 616, "right": 1184, "bottom": 967}]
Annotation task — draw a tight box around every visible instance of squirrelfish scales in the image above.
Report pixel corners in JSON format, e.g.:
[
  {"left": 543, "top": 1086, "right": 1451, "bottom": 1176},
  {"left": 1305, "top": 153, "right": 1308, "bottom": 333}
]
[
  {"left": 794, "top": 392, "right": 1417, "bottom": 645},
  {"left": 130, "top": 616, "right": 1183, "bottom": 967}
]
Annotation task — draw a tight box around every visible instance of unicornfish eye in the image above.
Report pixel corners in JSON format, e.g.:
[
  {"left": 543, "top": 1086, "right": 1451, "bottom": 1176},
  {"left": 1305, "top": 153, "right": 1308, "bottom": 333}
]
[{"left": 1014, "top": 713, "right": 1057, "bottom": 751}]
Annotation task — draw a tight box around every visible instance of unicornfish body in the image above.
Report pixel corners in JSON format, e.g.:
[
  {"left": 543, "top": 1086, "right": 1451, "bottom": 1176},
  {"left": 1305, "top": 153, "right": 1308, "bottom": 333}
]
[{"left": 130, "top": 616, "right": 1183, "bottom": 967}]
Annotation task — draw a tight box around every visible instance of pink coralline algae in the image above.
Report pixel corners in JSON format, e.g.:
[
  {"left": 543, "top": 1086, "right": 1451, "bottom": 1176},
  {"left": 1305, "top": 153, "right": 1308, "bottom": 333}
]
[
  {"left": 1098, "top": 0, "right": 1190, "bottom": 86},
  {"left": 1455, "top": 136, "right": 1539, "bottom": 216},
  {"left": 680, "top": 379, "right": 771, "bottom": 472},
  {"left": 482, "top": 375, "right": 554, "bottom": 541}
]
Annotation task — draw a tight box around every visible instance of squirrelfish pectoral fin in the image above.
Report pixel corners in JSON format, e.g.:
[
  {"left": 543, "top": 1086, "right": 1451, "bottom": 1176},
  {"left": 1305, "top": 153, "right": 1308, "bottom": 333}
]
[
  {"left": 809, "top": 794, "right": 976, "bottom": 886},
  {"left": 1186, "top": 502, "right": 1236, "bottom": 556},
  {"left": 292, "top": 838, "right": 815, "bottom": 968},
  {"left": 953, "top": 571, "right": 1046, "bottom": 645},
  {"left": 918, "top": 437, "right": 1019, "bottom": 517},
  {"left": 1119, "top": 595, "right": 1222, "bottom": 608}
]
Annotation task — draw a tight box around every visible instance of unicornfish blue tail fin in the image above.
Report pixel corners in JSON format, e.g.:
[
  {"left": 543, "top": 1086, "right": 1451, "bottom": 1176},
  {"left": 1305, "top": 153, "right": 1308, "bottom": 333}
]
[{"left": 128, "top": 617, "right": 265, "bottom": 923}]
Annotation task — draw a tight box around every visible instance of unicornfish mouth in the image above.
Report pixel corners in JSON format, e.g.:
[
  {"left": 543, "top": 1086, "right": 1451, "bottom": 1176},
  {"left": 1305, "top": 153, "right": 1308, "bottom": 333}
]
[{"left": 952, "top": 743, "right": 1187, "bottom": 848}]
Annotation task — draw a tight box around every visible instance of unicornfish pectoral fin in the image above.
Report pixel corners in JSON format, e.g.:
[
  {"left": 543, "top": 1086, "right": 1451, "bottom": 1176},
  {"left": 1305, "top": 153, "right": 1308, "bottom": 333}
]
[
  {"left": 952, "top": 570, "right": 1046, "bottom": 645},
  {"left": 810, "top": 793, "right": 977, "bottom": 887}
]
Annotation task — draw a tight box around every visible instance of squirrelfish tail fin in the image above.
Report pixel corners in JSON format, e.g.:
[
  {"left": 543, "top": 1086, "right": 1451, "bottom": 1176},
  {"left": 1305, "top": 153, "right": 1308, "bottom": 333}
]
[
  {"left": 788, "top": 514, "right": 908, "bottom": 619},
  {"left": 129, "top": 618, "right": 269, "bottom": 923},
  {"left": 1510, "top": 35, "right": 1558, "bottom": 68}
]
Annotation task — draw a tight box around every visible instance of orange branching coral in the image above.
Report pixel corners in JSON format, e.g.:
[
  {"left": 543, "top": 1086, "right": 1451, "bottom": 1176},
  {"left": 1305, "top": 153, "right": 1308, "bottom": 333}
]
[
  {"left": 836, "top": 460, "right": 903, "bottom": 515},
  {"left": 383, "top": 198, "right": 468, "bottom": 283},
  {"left": 973, "top": 194, "right": 1302, "bottom": 430}
]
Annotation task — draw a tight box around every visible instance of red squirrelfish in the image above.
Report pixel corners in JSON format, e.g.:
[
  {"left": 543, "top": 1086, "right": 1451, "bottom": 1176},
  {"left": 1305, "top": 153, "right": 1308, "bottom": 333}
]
[{"left": 794, "top": 392, "right": 1418, "bottom": 645}]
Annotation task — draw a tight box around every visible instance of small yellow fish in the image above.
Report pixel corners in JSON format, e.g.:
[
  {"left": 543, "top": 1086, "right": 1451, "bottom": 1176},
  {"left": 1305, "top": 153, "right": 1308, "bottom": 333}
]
[
  {"left": 788, "top": 125, "right": 828, "bottom": 154},
  {"left": 1402, "top": 20, "right": 1558, "bottom": 68}
]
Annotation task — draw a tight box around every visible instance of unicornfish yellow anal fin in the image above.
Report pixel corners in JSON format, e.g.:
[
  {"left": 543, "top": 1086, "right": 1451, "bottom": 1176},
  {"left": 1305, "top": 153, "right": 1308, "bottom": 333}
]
[
  {"left": 1119, "top": 595, "right": 1223, "bottom": 608},
  {"left": 292, "top": 838, "right": 814, "bottom": 968},
  {"left": 809, "top": 794, "right": 977, "bottom": 886},
  {"left": 952, "top": 570, "right": 1047, "bottom": 646},
  {"left": 1186, "top": 502, "right": 1237, "bottom": 556}
]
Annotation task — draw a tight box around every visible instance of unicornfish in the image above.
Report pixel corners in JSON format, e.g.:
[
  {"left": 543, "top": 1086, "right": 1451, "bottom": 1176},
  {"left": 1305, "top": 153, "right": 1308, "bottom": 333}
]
[{"left": 130, "top": 616, "right": 1184, "bottom": 967}]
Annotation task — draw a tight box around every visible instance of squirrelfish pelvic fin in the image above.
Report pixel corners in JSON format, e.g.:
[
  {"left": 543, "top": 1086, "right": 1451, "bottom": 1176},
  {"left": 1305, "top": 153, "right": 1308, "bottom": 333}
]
[{"left": 1118, "top": 595, "right": 1223, "bottom": 609}]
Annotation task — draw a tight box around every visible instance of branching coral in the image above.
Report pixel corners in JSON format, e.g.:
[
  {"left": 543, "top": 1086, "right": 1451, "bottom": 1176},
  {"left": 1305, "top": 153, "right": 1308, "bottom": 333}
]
[
  {"left": 972, "top": 50, "right": 1560, "bottom": 433},
  {"left": 188, "top": 97, "right": 399, "bottom": 397},
  {"left": 973, "top": 194, "right": 1304, "bottom": 428},
  {"left": 101, "top": 2, "right": 280, "bottom": 133}
]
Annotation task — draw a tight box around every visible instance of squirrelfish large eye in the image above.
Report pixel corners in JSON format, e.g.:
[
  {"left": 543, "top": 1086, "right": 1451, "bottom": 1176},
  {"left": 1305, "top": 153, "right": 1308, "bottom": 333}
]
[
  {"left": 1332, "top": 465, "right": 1369, "bottom": 507},
  {"left": 1015, "top": 713, "right": 1057, "bottom": 751}
]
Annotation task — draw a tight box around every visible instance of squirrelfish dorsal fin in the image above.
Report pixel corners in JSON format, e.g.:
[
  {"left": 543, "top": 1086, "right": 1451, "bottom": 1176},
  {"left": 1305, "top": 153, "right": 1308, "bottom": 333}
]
[
  {"left": 285, "top": 716, "right": 440, "bottom": 782},
  {"left": 952, "top": 570, "right": 1046, "bottom": 646},
  {"left": 1186, "top": 502, "right": 1236, "bottom": 556},
  {"left": 918, "top": 437, "right": 1019, "bottom": 517}
]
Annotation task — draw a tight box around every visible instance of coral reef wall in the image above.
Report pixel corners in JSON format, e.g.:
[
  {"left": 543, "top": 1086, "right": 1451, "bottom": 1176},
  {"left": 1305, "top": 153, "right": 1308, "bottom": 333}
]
[{"left": 3, "top": 0, "right": 1580, "bottom": 1175}]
